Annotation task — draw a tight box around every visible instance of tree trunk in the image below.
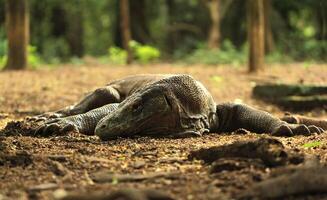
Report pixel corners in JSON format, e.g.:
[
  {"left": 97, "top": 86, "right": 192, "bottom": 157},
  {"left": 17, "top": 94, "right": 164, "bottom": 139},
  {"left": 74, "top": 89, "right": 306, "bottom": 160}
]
[
  {"left": 66, "top": 8, "right": 84, "bottom": 57},
  {"left": 120, "top": 0, "right": 133, "bottom": 64},
  {"left": 207, "top": 0, "right": 221, "bottom": 49},
  {"left": 315, "top": 1, "right": 326, "bottom": 41},
  {"left": 4, "top": 0, "right": 29, "bottom": 70},
  {"left": 165, "top": 0, "right": 176, "bottom": 55},
  {"left": 264, "top": 0, "right": 274, "bottom": 54},
  {"left": 130, "top": 0, "right": 150, "bottom": 44},
  {"left": 247, "top": 0, "right": 265, "bottom": 73}
]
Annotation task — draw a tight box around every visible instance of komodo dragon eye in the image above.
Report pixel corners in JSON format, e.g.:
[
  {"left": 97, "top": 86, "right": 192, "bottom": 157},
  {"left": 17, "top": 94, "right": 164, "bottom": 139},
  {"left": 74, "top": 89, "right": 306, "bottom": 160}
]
[{"left": 131, "top": 102, "right": 142, "bottom": 112}]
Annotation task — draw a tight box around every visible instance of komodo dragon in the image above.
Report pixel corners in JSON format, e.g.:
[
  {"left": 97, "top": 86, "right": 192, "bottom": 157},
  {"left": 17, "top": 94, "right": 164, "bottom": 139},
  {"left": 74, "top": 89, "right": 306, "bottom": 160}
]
[
  {"left": 33, "top": 74, "right": 326, "bottom": 140},
  {"left": 36, "top": 74, "right": 170, "bottom": 119}
]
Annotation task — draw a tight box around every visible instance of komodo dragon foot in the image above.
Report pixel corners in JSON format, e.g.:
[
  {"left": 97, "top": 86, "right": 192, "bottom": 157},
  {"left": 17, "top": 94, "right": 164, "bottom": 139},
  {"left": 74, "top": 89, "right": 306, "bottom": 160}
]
[
  {"left": 27, "top": 111, "right": 67, "bottom": 122},
  {"left": 35, "top": 103, "right": 119, "bottom": 136},
  {"left": 35, "top": 116, "right": 80, "bottom": 136},
  {"left": 281, "top": 113, "right": 327, "bottom": 130},
  {"left": 272, "top": 123, "right": 324, "bottom": 136}
]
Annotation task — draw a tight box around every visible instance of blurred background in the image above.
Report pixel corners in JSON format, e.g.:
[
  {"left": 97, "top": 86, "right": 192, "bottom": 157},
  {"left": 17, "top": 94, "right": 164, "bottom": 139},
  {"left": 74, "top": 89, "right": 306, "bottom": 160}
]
[{"left": 0, "top": 0, "right": 326, "bottom": 70}]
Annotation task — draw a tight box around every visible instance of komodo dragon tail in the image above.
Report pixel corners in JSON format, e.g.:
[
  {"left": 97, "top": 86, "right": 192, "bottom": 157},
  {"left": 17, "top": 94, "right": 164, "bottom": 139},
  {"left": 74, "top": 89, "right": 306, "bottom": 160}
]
[{"left": 213, "top": 103, "right": 325, "bottom": 136}]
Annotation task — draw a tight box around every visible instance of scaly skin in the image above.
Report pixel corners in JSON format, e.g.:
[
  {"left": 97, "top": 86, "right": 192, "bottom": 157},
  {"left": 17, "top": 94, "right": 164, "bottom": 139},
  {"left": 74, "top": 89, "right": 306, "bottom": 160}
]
[
  {"left": 95, "top": 75, "right": 325, "bottom": 140},
  {"left": 35, "top": 103, "right": 119, "bottom": 136},
  {"left": 95, "top": 75, "right": 216, "bottom": 140},
  {"left": 32, "top": 74, "right": 171, "bottom": 120},
  {"left": 33, "top": 74, "right": 325, "bottom": 138},
  {"left": 281, "top": 113, "right": 327, "bottom": 130},
  {"left": 214, "top": 103, "right": 324, "bottom": 136}
]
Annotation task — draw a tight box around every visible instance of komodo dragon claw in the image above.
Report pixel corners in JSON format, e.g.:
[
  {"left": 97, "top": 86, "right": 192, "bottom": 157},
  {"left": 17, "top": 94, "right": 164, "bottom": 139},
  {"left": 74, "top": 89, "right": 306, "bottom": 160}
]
[
  {"left": 27, "top": 112, "right": 64, "bottom": 122},
  {"left": 34, "top": 103, "right": 119, "bottom": 136},
  {"left": 281, "top": 113, "right": 327, "bottom": 130},
  {"left": 272, "top": 123, "right": 324, "bottom": 136},
  {"left": 35, "top": 118, "right": 78, "bottom": 136}
]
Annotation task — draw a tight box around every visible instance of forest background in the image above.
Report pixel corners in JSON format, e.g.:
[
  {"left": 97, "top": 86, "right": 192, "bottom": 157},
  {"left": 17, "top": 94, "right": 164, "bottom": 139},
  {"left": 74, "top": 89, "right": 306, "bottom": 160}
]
[{"left": 0, "top": 0, "right": 326, "bottom": 70}]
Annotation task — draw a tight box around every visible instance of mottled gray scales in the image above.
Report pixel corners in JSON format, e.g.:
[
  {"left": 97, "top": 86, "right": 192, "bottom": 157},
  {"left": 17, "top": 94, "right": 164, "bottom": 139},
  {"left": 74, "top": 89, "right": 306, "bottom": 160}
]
[
  {"left": 78, "top": 103, "right": 119, "bottom": 133},
  {"left": 32, "top": 74, "right": 325, "bottom": 139},
  {"left": 35, "top": 103, "right": 119, "bottom": 136},
  {"left": 94, "top": 75, "right": 217, "bottom": 140}
]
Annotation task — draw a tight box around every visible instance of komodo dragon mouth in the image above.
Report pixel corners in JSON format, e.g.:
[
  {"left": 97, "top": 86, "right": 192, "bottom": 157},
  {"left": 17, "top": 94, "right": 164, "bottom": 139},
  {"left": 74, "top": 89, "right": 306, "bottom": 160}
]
[
  {"left": 94, "top": 75, "right": 216, "bottom": 140},
  {"left": 95, "top": 85, "right": 177, "bottom": 140}
]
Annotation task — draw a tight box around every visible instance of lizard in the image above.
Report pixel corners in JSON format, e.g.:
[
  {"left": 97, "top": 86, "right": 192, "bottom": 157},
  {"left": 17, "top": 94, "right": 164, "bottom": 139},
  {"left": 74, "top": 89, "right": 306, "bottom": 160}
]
[
  {"left": 33, "top": 74, "right": 326, "bottom": 139},
  {"left": 33, "top": 74, "right": 170, "bottom": 120},
  {"left": 33, "top": 74, "right": 170, "bottom": 135}
]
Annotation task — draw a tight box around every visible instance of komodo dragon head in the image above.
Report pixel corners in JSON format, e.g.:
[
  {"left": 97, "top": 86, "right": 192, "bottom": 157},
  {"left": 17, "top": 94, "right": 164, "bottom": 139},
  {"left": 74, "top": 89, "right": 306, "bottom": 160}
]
[{"left": 95, "top": 75, "right": 217, "bottom": 140}]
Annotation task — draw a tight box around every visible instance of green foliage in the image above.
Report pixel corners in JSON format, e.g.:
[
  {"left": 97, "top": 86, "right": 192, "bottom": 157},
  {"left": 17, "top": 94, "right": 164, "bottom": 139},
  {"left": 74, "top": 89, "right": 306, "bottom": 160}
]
[
  {"left": 28, "top": 45, "right": 42, "bottom": 69},
  {"left": 210, "top": 75, "right": 224, "bottom": 84},
  {"left": 183, "top": 40, "right": 246, "bottom": 66},
  {"left": 0, "top": 56, "right": 6, "bottom": 69},
  {"left": 210, "top": 75, "right": 225, "bottom": 88},
  {"left": 69, "top": 57, "right": 85, "bottom": 66},
  {"left": 108, "top": 47, "right": 127, "bottom": 65},
  {"left": 1, "top": 0, "right": 326, "bottom": 64},
  {"left": 0, "top": 38, "right": 7, "bottom": 69},
  {"left": 108, "top": 41, "right": 160, "bottom": 65},
  {"left": 83, "top": 0, "right": 117, "bottom": 55},
  {"left": 129, "top": 41, "right": 160, "bottom": 63},
  {"left": 0, "top": 39, "right": 6, "bottom": 57},
  {"left": 265, "top": 51, "right": 293, "bottom": 63},
  {"left": 0, "top": 39, "right": 42, "bottom": 69},
  {"left": 302, "top": 39, "right": 327, "bottom": 61},
  {"left": 41, "top": 38, "right": 70, "bottom": 64},
  {"left": 302, "top": 141, "right": 322, "bottom": 148},
  {"left": 279, "top": 36, "right": 327, "bottom": 62},
  {"left": 273, "top": 3, "right": 327, "bottom": 62},
  {"left": 111, "top": 177, "right": 119, "bottom": 185}
]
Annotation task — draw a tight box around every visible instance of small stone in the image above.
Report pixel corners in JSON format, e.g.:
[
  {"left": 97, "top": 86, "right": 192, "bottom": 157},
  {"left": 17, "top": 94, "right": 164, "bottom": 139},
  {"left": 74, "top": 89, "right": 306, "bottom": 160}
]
[
  {"left": 53, "top": 189, "right": 68, "bottom": 199},
  {"left": 132, "top": 160, "right": 146, "bottom": 169}
]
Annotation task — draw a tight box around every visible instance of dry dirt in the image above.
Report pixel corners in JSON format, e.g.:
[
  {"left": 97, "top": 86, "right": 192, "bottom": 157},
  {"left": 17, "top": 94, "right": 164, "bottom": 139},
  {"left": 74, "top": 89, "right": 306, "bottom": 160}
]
[{"left": 0, "top": 63, "right": 326, "bottom": 200}]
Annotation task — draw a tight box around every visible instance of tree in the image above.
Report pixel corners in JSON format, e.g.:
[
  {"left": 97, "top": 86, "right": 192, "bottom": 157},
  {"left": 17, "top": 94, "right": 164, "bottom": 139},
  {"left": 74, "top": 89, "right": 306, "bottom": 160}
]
[
  {"left": 206, "top": 0, "right": 221, "bottom": 49},
  {"left": 120, "top": 0, "right": 133, "bottom": 64},
  {"left": 247, "top": 0, "right": 265, "bottom": 73},
  {"left": 205, "top": 0, "right": 234, "bottom": 49},
  {"left": 4, "top": 0, "right": 29, "bottom": 70},
  {"left": 130, "top": 0, "right": 151, "bottom": 44},
  {"left": 264, "top": 0, "right": 274, "bottom": 54},
  {"left": 66, "top": 3, "right": 84, "bottom": 57}
]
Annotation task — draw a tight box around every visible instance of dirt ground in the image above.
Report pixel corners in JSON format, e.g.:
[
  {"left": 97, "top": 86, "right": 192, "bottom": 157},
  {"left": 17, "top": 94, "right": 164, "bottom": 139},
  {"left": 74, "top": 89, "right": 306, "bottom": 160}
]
[{"left": 0, "top": 63, "right": 326, "bottom": 200}]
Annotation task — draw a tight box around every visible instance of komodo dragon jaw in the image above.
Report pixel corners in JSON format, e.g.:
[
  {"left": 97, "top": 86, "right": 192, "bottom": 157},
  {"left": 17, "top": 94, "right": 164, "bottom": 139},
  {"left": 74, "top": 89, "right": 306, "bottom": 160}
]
[
  {"left": 95, "top": 75, "right": 216, "bottom": 140},
  {"left": 95, "top": 85, "right": 177, "bottom": 140}
]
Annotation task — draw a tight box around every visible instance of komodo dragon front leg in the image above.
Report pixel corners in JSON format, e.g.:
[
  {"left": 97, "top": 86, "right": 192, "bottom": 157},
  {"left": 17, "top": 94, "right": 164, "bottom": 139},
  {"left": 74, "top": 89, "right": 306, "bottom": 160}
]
[
  {"left": 31, "top": 74, "right": 169, "bottom": 121},
  {"left": 34, "top": 86, "right": 121, "bottom": 120},
  {"left": 35, "top": 103, "right": 119, "bottom": 136},
  {"left": 214, "top": 103, "right": 325, "bottom": 136}
]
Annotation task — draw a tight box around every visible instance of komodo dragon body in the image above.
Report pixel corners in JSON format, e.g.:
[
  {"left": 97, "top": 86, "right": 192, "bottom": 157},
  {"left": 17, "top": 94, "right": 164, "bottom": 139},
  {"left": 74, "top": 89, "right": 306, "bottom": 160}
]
[
  {"left": 34, "top": 74, "right": 326, "bottom": 139},
  {"left": 44, "top": 74, "right": 170, "bottom": 118},
  {"left": 95, "top": 75, "right": 217, "bottom": 139}
]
